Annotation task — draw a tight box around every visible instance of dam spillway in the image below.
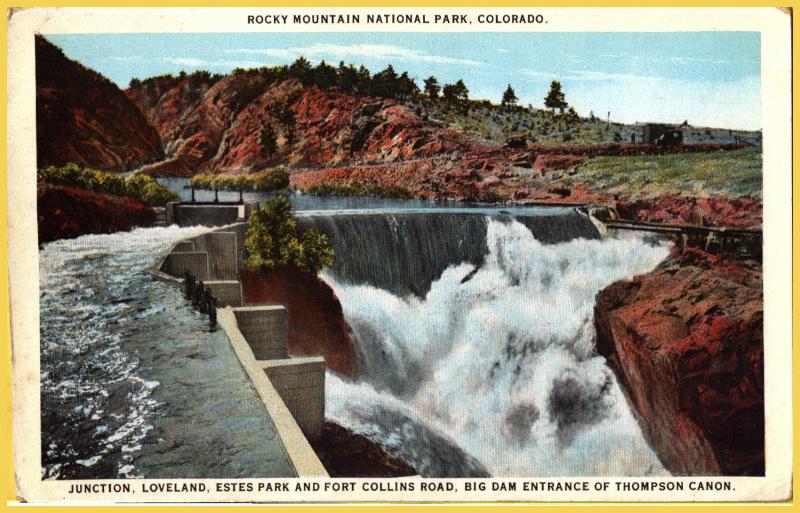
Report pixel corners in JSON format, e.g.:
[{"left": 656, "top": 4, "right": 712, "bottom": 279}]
[{"left": 297, "top": 207, "right": 601, "bottom": 296}]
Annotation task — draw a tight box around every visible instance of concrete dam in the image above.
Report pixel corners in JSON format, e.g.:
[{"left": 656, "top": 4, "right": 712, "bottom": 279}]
[
  {"left": 297, "top": 208, "right": 600, "bottom": 296},
  {"left": 40, "top": 200, "right": 675, "bottom": 478}
]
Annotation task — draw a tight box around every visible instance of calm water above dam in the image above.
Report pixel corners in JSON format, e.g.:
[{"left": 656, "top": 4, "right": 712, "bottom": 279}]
[
  {"left": 159, "top": 176, "right": 585, "bottom": 213},
  {"left": 41, "top": 186, "right": 671, "bottom": 478}
]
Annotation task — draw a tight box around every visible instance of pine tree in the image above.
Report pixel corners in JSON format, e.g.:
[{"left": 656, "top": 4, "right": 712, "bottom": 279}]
[
  {"left": 337, "top": 61, "right": 358, "bottom": 93},
  {"left": 371, "top": 65, "right": 398, "bottom": 97},
  {"left": 544, "top": 80, "right": 568, "bottom": 114},
  {"left": 396, "top": 71, "right": 419, "bottom": 99},
  {"left": 424, "top": 76, "right": 440, "bottom": 99},
  {"left": 501, "top": 84, "right": 518, "bottom": 107},
  {"left": 443, "top": 80, "right": 469, "bottom": 105},
  {"left": 289, "top": 56, "right": 313, "bottom": 85},
  {"left": 260, "top": 125, "right": 277, "bottom": 158},
  {"left": 312, "top": 60, "right": 338, "bottom": 90}
]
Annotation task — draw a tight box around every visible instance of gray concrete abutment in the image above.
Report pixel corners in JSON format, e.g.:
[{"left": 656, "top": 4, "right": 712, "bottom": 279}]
[{"left": 151, "top": 214, "right": 327, "bottom": 476}]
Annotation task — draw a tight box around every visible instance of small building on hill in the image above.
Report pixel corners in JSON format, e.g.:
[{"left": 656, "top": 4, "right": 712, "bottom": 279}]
[{"left": 641, "top": 123, "right": 684, "bottom": 145}]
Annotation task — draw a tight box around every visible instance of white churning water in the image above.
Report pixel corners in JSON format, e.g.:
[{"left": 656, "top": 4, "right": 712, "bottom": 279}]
[
  {"left": 323, "top": 218, "right": 671, "bottom": 477},
  {"left": 39, "top": 226, "right": 212, "bottom": 479}
]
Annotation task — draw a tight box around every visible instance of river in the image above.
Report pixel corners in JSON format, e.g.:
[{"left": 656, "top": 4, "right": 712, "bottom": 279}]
[
  {"left": 40, "top": 226, "right": 295, "bottom": 479},
  {"left": 41, "top": 184, "right": 671, "bottom": 478}
]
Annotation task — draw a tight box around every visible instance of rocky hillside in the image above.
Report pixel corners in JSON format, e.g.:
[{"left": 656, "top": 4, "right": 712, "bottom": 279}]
[
  {"left": 594, "top": 249, "right": 763, "bottom": 475},
  {"left": 36, "top": 36, "right": 163, "bottom": 171},
  {"left": 125, "top": 67, "right": 760, "bottom": 228},
  {"left": 127, "top": 71, "right": 467, "bottom": 175}
]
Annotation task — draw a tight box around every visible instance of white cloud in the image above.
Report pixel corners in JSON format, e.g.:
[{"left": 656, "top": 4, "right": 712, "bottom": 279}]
[
  {"left": 227, "top": 44, "right": 483, "bottom": 66},
  {"left": 669, "top": 56, "right": 758, "bottom": 65},
  {"left": 161, "top": 57, "right": 266, "bottom": 69},
  {"left": 108, "top": 56, "right": 146, "bottom": 63},
  {"left": 518, "top": 68, "right": 664, "bottom": 82}
]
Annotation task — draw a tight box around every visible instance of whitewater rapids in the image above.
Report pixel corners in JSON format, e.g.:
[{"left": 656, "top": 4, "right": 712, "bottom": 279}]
[{"left": 323, "top": 218, "right": 671, "bottom": 477}]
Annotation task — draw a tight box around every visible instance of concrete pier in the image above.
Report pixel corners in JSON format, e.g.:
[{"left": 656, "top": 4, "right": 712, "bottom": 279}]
[
  {"left": 204, "top": 280, "right": 243, "bottom": 307},
  {"left": 162, "top": 251, "right": 210, "bottom": 280},
  {"left": 193, "top": 231, "right": 239, "bottom": 280},
  {"left": 262, "top": 357, "right": 325, "bottom": 442},
  {"left": 173, "top": 240, "right": 196, "bottom": 252},
  {"left": 166, "top": 201, "right": 257, "bottom": 227},
  {"left": 233, "top": 306, "right": 288, "bottom": 360}
]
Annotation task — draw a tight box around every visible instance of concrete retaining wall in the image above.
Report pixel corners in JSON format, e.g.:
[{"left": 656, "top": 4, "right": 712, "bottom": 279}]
[
  {"left": 151, "top": 225, "right": 328, "bottom": 475},
  {"left": 165, "top": 201, "right": 257, "bottom": 227},
  {"left": 190, "top": 232, "right": 239, "bottom": 280},
  {"left": 204, "top": 280, "right": 243, "bottom": 307},
  {"left": 263, "top": 358, "right": 325, "bottom": 442},
  {"left": 233, "top": 306, "right": 288, "bottom": 360},
  {"left": 162, "top": 251, "right": 210, "bottom": 281},
  {"left": 217, "top": 308, "right": 327, "bottom": 477}
]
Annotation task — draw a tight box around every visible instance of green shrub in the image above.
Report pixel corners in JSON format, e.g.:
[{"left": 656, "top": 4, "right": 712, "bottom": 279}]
[
  {"left": 254, "top": 168, "right": 290, "bottom": 191},
  {"left": 38, "top": 163, "right": 179, "bottom": 206},
  {"left": 244, "top": 194, "right": 333, "bottom": 274},
  {"left": 190, "top": 168, "right": 290, "bottom": 194},
  {"left": 124, "top": 172, "right": 179, "bottom": 206},
  {"left": 135, "top": 178, "right": 181, "bottom": 206}
]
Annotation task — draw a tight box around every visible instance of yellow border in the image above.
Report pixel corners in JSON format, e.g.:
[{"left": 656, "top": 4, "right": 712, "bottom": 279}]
[
  {"left": 0, "top": 3, "right": 794, "bottom": 511},
  {"left": 2, "top": 1, "right": 12, "bottom": 509}
]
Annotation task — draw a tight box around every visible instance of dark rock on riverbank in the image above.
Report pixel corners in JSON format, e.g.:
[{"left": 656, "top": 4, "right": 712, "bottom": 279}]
[
  {"left": 594, "top": 248, "right": 763, "bottom": 475},
  {"left": 38, "top": 183, "right": 156, "bottom": 244},
  {"left": 310, "top": 422, "right": 417, "bottom": 477},
  {"left": 240, "top": 267, "right": 358, "bottom": 376}
]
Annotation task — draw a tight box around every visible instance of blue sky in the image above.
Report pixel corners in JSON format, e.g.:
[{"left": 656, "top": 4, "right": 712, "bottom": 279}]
[{"left": 45, "top": 32, "right": 761, "bottom": 129}]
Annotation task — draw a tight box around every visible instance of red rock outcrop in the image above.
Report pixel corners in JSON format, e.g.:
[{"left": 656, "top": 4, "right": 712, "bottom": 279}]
[
  {"left": 36, "top": 36, "right": 163, "bottom": 171},
  {"left": 38, "top": 183, "right": 156, "bottom": 243},
  {"left": 594, "top": 249, "right": 763, "bottom": 475},
  {"left": 616, "top": 195, "right": 762, "bottom": 229},
  {"left": 240, "top": 267, "right": 358, "bottom": 376}
]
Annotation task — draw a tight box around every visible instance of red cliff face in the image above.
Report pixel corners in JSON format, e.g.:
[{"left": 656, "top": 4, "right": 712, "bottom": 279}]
[
  {"left": 129, "top": 75, "right": 467, "bottom": 173},
  {"left": 240, "top": 267, "right": 358, "bottom": 377},
  {"left": 38, "top": 183, "right": 156, "bottom": 244},
  {"left": 594, "top": 249, "right": 763, "bottom": 475},
  {"left": 35, "top": 36, "right": 163, "bottom": 171}
]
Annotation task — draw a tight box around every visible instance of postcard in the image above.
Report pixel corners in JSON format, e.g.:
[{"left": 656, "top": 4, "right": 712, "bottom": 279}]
[{"left": 6, "top": 6, "right": 793, "bottom": 504}]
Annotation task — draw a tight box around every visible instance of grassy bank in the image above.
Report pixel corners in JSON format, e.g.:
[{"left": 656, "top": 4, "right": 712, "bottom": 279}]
[{"left": 562, "top": 147, "right": 762, "bottom": 198}]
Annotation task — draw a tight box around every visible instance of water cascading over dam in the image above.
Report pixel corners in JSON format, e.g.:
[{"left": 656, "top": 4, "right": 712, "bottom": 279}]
[
  {"left": 298, "top": 207, "right": 600, "bottom": 297},
  {"left": 300, "top": 208, "right": 671, "bottom": 477}
]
